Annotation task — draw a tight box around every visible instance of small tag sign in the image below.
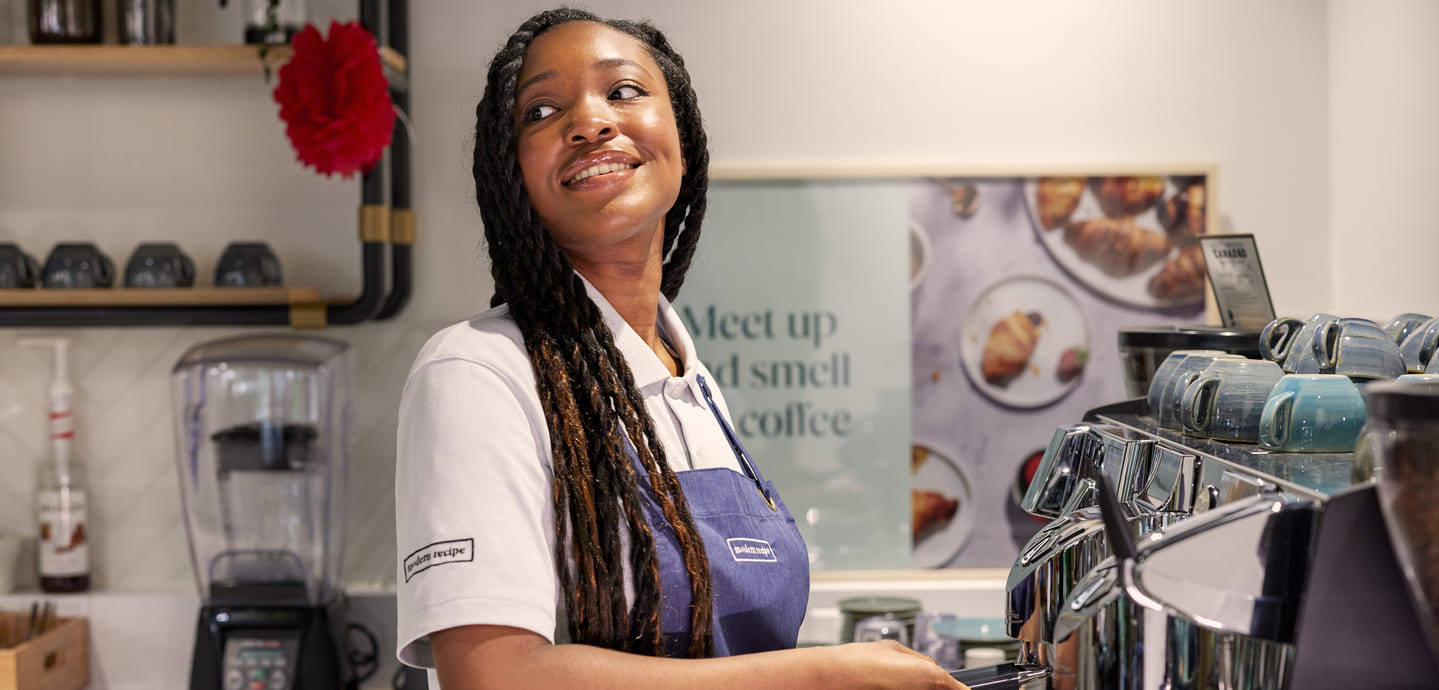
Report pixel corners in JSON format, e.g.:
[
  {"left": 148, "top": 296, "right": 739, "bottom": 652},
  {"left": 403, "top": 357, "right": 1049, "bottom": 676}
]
[
  {"left": 727, "top": 537, "right": 777, "bottom": 562},
  {"left": 403, "top": 538, "right": 475, "bottom": 581}
]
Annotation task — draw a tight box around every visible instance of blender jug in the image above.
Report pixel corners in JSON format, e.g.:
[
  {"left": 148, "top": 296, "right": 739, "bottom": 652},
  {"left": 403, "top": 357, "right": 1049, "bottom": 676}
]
[
  {"left": 172, "top": 334, "right": 353, "bottom": 689},
  {"left": 173, "top": 333, "right": 350, "bottom": 604}
]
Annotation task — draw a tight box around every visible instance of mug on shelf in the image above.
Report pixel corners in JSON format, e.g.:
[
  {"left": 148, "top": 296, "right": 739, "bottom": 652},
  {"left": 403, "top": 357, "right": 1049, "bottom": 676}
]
[
  {"left": 215, "top": 242, "right": 283, "bottom": 287},
  {"left": 0, "top": 243, "right": 41, "bottom": 289},
  {"left": 41, "top": 242, "right": 115, "bottom": 289},
  {"left": 124, "top": 242, "right": 196, "bottom": 288},
  {"left": 1258, "top": 374, "right": 1367, "bottom": 453}
]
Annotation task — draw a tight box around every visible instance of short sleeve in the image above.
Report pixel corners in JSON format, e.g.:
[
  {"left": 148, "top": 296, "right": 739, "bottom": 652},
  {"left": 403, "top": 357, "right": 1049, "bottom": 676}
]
[{"left": 394, "top": 355, "right": 558, "bottom": 668}]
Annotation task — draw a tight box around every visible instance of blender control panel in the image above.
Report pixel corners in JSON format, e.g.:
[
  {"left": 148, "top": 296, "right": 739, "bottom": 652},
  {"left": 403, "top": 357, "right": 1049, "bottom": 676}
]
[{"left": 222, "top": 636, "right": 299, "bottom": 690}]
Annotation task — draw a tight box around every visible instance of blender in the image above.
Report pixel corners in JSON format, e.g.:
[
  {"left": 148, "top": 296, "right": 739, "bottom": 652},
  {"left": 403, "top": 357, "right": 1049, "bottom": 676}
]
[{"left": 171, "top": 334, "right": 354, "bottom": 690}]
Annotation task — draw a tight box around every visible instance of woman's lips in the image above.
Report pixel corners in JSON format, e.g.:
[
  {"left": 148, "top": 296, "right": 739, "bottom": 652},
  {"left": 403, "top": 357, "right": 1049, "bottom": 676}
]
[
  {"left": 565, "top": 161, "right": 639, "bottom": 185},
  {"left": 560, "top": 150, "right": 642, "bottom": 187}
]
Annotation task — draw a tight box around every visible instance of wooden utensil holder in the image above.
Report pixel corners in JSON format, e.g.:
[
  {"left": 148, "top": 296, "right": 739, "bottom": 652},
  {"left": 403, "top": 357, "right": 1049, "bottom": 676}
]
[{"left": 0, "top": 612, "right": 88, "bottom": 690}]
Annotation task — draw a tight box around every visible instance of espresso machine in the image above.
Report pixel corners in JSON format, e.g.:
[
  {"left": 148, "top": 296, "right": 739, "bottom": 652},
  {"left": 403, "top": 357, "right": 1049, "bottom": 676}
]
[
  {"left": 172, "top": 334, "right": 354, "bottom": 690},
  {"left": 954, "top": 382, "right": 1439, "bottom": 689}
]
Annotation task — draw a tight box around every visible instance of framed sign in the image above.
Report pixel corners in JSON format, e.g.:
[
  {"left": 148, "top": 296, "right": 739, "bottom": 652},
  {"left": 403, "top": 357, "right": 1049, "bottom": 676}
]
[
  {"left": 1199, "top": 233, "right": 1276, "bottom": 330},
  {"left": 683, "top": 168, "right": 1216, "bottom": 571}
]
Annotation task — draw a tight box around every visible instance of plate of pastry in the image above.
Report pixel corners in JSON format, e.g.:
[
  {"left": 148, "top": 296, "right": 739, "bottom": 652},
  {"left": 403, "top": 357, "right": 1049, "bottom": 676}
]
[
  {"left": 1023, "top": 175, "right": 1209, "bottom": 309},
  {"left": 910, "top": 443, "right": 975, "bottom": 569},
  {"left": 959, "top": 275, "right": 1090, "bottom": 409}
]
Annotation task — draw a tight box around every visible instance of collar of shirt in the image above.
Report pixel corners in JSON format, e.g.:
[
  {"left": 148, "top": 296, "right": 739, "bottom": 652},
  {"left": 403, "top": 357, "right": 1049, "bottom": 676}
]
[{"left": 577, "top": 273, "right": 696, "bottom": 391}]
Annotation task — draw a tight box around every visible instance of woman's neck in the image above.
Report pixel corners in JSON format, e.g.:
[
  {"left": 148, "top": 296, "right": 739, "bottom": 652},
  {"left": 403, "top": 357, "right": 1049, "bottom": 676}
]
[{"left": 568, "top": 227, "right": 681, "bottom": 375}]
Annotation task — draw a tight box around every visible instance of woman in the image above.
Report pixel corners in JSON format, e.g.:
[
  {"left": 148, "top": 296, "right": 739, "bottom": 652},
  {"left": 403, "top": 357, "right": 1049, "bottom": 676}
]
[{"left": 395, "top": 8, "right": 966, "bottom": 688}]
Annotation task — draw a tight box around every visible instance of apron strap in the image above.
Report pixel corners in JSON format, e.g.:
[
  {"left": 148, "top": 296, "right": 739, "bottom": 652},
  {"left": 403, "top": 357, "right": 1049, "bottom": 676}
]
[{"left": 696, "top": 375, "right": 776, "bottom": 510}]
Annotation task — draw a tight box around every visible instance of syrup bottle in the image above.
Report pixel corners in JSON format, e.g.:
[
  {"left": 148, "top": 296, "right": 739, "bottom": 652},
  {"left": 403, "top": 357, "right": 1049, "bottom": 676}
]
[{"left": 21, "top": 337, "right": 91, "bottom": 593}]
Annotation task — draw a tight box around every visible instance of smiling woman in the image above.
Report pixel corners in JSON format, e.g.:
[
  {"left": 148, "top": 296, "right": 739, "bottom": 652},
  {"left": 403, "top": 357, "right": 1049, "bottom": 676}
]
[
  {"left": 392, "top": 7, "right": 967, "bottom": 690},
  {"left": 513, "top": 21, "right": 685, "bottom": 265}
]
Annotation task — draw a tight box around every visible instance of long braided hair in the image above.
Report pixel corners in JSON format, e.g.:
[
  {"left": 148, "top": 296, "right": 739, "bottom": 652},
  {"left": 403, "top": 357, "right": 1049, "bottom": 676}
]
[{"left": 472, "top": 9, "right": 714, "bottom": 656}]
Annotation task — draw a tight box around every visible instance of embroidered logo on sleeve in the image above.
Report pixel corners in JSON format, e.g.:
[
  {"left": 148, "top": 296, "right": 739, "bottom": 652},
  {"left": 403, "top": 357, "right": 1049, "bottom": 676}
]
[
  {"left": 403, "top": 538, "right": 475, "bottom": 581},
  {"left": 726, "top": 537, "right": 777, "bottom": 562}
]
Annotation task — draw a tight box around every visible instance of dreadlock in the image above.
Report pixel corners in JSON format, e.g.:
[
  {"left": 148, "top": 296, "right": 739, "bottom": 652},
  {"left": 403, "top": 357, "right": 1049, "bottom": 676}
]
[{"left": 471, "top": 8, "right": 714, "bottom": 657}]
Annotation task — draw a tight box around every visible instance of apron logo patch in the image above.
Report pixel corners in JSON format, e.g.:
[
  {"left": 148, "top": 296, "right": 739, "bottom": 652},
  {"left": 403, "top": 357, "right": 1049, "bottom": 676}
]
[
  {"left": 727, "top": 538, "right": 777, "bottom": 562},
  {"left": 403, "top": 538, "right": 474, "bottom": 581}
]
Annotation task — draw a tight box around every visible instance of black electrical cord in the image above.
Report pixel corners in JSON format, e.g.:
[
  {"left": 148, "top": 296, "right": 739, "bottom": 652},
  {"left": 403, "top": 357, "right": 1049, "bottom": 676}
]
[{"left": 346, "top": 621, "right": 380, "bottom": 687}]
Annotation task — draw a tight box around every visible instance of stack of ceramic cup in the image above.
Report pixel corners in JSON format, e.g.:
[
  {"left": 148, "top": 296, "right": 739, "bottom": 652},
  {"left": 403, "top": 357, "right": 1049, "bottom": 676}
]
[{"left": 1145, "top": 312, "right": 1439, "bottom": 453}]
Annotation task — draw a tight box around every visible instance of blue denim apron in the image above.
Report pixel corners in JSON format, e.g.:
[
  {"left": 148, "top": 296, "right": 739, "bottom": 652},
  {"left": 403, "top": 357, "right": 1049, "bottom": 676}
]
[{"left": 630, "top": 375, "right": 810, "bottom": 657}]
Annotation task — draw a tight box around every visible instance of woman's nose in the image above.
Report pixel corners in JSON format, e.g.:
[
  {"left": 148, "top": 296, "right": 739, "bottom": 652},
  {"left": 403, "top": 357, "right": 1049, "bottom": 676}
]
[{"left": 566, "top": 97, "right": 616, "bottom": 144}]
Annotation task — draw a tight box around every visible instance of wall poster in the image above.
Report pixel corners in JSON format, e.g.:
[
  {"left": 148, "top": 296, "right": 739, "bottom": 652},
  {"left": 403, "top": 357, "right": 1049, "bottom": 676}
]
[
  {"left": 679, "top": 170, "right": 1213, "bottom": 572},
  {"left": 909, "top": 172, "right": 1212, "bottom": 568}
]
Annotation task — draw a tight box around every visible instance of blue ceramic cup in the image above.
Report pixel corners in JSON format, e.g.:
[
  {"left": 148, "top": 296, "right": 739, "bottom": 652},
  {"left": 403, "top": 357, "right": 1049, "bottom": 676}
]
[
  {"left": 1258, "top": 374, "right": 1367, "bottom": 452},
  {"left": 1384, "top": 313, "right": 1432, "bottom": 346},
  {"left": 1181, "top": 358, "right": 1286, "bottom": 442},
  {"left": 1301, "top": 317, "right": 1405, "bottom": 380},
  {"left": 1398, "top": 374, "right": 1439, "bottom": 383},
  {"left": 1399, "top": 318, "right": 1439, "bottom": 374},
  {"left": 1146, "top": 350, "right": 1229, "bottom": 417},
  {"left": 1153, "top": 352, "right": 1246, "bottom": 430},
  {"left": 1261, "top": 313, "right": 1339, "bottom": 373}
]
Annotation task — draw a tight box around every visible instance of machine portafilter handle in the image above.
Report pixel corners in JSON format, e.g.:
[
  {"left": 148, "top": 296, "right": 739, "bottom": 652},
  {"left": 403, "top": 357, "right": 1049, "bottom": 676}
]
[{"left": 1095, "top": 473, "right": 1137, "bottom": 562}]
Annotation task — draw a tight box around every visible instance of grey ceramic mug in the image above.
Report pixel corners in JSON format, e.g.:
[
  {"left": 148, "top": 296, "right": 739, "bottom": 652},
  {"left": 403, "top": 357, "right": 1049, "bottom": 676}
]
[
  {"left": 124, "top": 242, "right": 196, "bottom": 288},
  {"left": 1385, "top": 313, "right": 1433, "bottom": 347},
  {"left": 41, "top": 242, "right": 115, "bottom": 289},
  {"left": 1261, "top": 313, "right": 1339, "bottom": 373},
  {"left": 1146, "top": 350, "right": 1229, "bottom": 418},
  {"left": 1304, "top": 317, "right": 1406, "bottom": 380},
  {"left": 1154, "top": 352, "right": 1246, "bottom": 430},
  {"left": 1181, "top": 358, "right": 1286, "bottom": 442},
  {"left": 0, "top": 243, "right": 41, "bottom": 289},
  {"left": 215, "top": 242, "right": 283, "bottom": 287},
  {"left": 1399, "top": 318, "right": 1439, "bottom": 374}
]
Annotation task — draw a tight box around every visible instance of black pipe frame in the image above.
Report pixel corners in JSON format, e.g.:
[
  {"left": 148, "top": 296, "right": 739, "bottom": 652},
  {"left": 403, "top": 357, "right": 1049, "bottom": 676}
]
[
  {"left": 0, "top": 0, "right": 411, "bottom": 330},
  {"left": 375, "top": 0, "right": 411, "bottom": 321}
]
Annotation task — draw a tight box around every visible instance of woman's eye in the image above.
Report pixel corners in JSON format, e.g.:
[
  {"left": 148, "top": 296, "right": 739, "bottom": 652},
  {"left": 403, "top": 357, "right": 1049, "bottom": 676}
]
[
  {"left": 610, "top": 84, "right": 645, "bottom": 100},
  {"left": 523, "top": 103, "right": 557, "bottom": 122}
]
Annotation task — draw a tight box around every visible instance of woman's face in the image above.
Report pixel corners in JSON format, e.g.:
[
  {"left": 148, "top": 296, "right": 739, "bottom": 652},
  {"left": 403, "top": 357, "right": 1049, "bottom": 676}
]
[{"left": 513, "top": 21, "right": 684, "bottom": 262}]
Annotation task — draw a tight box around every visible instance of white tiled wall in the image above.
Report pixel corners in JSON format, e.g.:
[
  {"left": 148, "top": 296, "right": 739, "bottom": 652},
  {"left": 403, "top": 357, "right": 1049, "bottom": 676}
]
[{"left": 0, "top": 320, "right": 446, "bottom": 593}]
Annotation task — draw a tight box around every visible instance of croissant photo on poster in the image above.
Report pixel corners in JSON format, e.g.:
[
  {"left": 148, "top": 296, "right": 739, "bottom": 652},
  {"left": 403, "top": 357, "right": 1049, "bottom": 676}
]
[{"left": 909, "top": 169, "right": 1215, "bottom": 569}]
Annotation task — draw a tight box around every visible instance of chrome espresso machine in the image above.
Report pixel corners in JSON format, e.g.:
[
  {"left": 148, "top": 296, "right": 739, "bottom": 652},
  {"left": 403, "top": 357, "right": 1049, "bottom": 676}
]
[
  {"left": 172, "top": 334, "right": 356, "bottom": 690},
  {"left": 952, "top": 384, "right": 1439, "bottom": 689}
]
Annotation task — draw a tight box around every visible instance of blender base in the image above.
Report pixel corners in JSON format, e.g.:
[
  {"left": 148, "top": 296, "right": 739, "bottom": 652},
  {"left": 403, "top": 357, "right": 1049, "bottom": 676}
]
[{"left": 189, "top": 601, "right": 347, "bottom": 690}]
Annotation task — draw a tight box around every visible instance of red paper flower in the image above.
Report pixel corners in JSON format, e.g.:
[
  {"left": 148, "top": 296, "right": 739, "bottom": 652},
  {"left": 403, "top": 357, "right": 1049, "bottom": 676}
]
[{"left": 273, "top": 21, "right": 395, "bottom": 178}]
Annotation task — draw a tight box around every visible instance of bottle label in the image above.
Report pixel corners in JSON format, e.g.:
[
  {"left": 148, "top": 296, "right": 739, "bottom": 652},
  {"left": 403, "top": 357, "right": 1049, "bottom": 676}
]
[{"left": 38, "top": 489, "right": 88, "bottom": 577}]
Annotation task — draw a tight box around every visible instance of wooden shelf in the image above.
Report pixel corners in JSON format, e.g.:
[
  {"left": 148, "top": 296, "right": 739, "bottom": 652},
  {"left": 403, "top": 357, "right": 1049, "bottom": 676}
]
[
  {"left": 0, "top": 286, "right": 320, "bottom": 306},
  {"left": 0, "top": 44, "right": 407, "bottom": 76}
]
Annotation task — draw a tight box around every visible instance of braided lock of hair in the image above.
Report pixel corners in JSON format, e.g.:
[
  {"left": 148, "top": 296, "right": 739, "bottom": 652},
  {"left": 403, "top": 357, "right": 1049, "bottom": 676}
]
[{"left": 472, "top": 8, "right": 715, "bottom": 657}]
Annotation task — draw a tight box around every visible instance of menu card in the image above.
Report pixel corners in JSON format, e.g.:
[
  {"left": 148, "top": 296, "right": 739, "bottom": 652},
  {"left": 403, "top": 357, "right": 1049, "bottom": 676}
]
[{"left": 1199, "top": 234, "right": 1276, "bottom": 330}]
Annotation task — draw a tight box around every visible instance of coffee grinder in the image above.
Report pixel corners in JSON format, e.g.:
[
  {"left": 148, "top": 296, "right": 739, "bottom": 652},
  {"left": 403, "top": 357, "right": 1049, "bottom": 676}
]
[{"left": 172, "top": 334, "right": 354, "bottom": 690}]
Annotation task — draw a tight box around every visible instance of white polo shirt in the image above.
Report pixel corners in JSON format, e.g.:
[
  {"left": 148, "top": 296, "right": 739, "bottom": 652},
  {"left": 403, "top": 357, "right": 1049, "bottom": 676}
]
[{"left": 395, "top": 277, "right": 743, "bottom": 669}]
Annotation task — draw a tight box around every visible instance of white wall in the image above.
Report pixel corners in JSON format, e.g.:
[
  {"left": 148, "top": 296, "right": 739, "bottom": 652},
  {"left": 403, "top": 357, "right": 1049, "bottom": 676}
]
[
  {"left": 1328, "top": 0, "right": 1439, "bottom": 317},
  {"left": 416, "top": 0, "right": 1335, "bottom": 319}
]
